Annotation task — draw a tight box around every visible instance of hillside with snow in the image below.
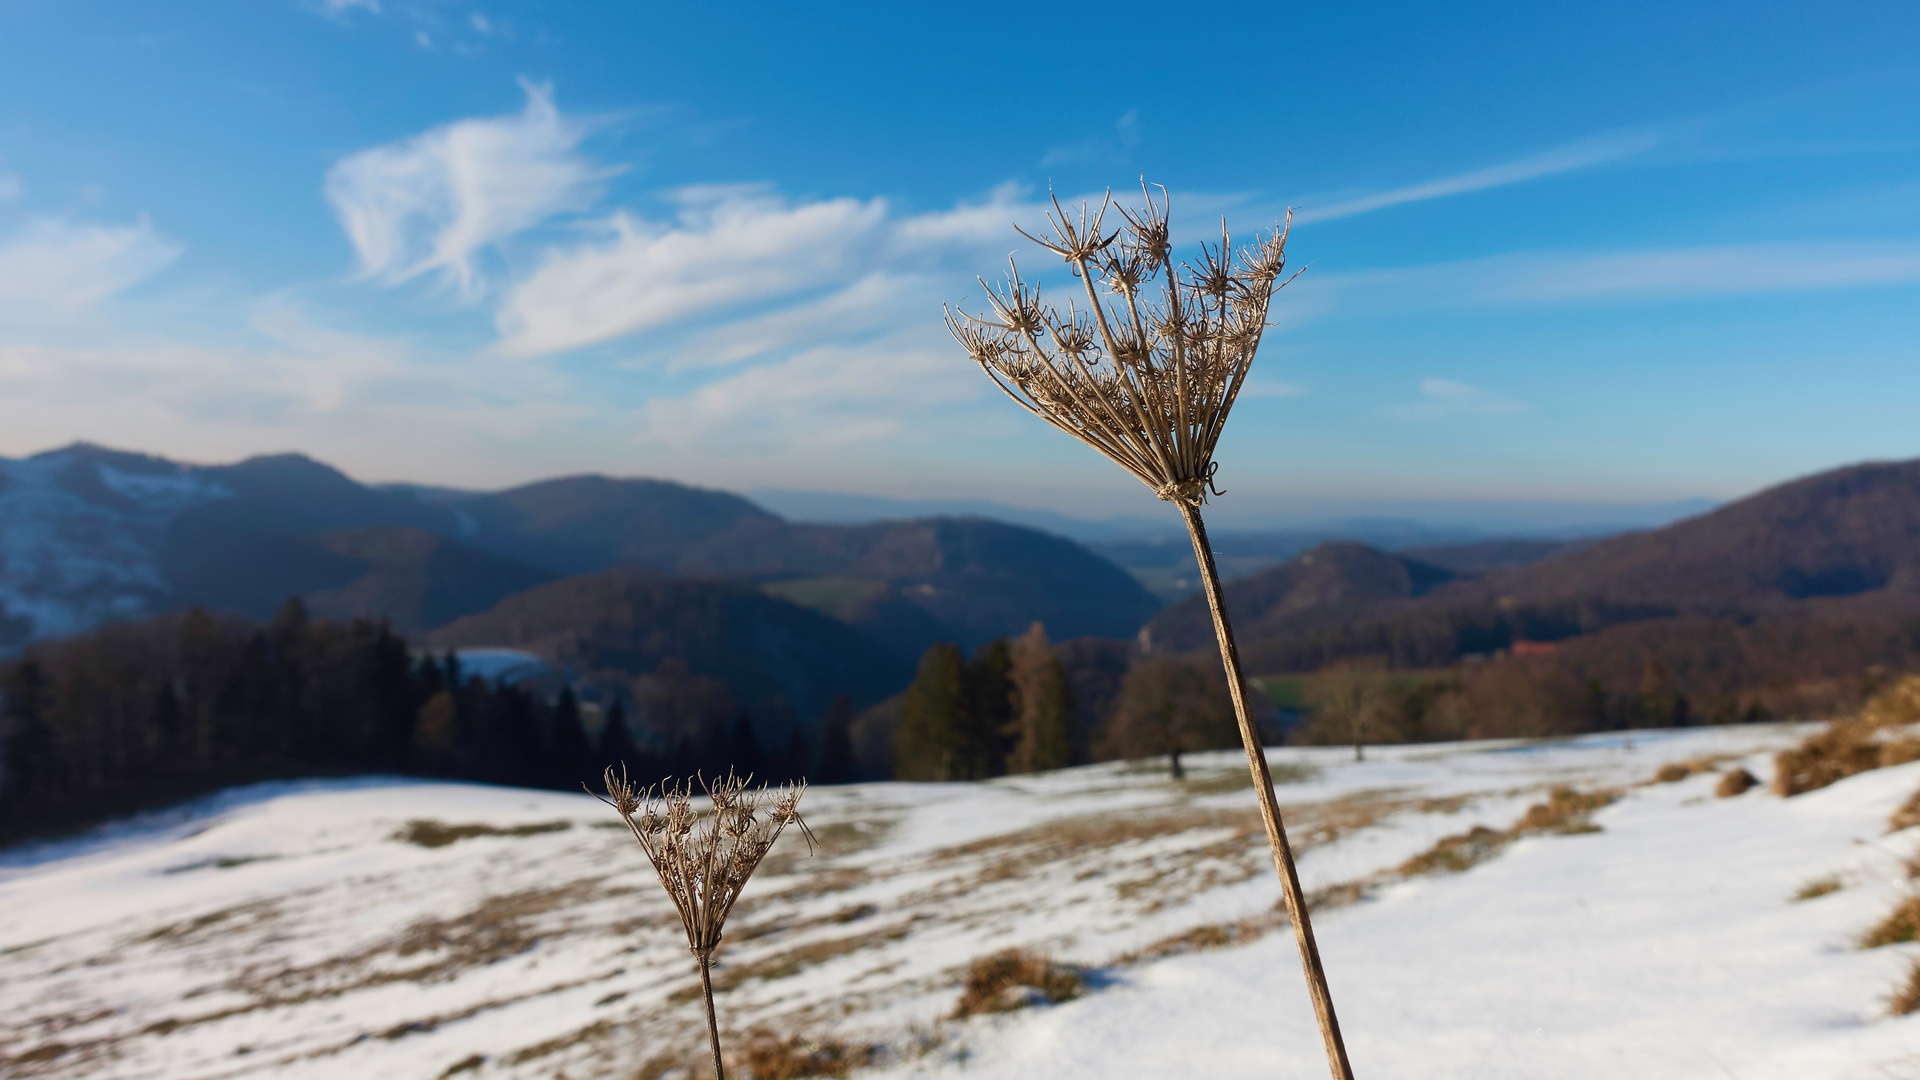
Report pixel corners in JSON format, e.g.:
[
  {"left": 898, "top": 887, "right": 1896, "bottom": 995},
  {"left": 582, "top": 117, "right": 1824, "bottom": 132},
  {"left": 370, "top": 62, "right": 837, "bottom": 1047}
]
[{"left": 3, "top": 725, "right": 1918, "bottom": 1080}]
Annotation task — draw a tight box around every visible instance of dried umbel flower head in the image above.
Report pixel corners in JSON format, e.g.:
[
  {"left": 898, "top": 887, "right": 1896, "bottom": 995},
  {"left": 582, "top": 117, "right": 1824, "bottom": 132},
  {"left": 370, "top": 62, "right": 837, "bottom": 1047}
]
[
  {"left": 597, "top": 766, "right": 812, "bottom": 960},
  {"left": 593, "top": 766, "right": 813, "bottom": 1080},
  {"left": 944, "top": 182, "right": 1301, "bottom": 509}
]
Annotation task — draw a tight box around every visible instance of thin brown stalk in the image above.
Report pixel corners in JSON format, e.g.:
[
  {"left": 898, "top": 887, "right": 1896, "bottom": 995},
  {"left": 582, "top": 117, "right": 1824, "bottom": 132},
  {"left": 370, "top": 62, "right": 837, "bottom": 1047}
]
[{"left": 946, "top": 182, "right": 1353, "bottom": 1080}]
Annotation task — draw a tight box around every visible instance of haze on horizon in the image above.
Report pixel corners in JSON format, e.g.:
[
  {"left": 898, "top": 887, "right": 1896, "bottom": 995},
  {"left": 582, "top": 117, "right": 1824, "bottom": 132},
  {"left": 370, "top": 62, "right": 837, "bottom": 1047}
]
[{"left": 0, "top": 1, "right": 1916, "bottom": 526}]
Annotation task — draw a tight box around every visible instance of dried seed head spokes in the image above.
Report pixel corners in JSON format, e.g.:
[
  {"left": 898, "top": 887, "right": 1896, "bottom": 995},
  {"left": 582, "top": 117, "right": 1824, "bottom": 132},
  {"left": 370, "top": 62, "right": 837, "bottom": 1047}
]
[
  {"left": 1015, "top": 188, "right": 1119, "bottom": 264},
  {"left": 946, "top": 182, "right": 1298, "bottom": 507},
  {"left": 596, "top": 767, "right": 811, "bottom": 958},
  {"left": 1118, "top": 186, "right": 1171, "bottom": 271}
]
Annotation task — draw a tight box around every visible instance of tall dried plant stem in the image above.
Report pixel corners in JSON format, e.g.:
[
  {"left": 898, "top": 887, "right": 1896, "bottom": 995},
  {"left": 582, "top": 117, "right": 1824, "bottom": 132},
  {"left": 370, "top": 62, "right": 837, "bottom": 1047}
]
[
  {"left": 1180, "top": 502, "right": 1354, "bottom": 1080},
  {"left": 698, "top": 951, "right": 725, "bottom": 1080},
  {"left": 947, "top": 184, "right": 1354, "bottom": 1078}
]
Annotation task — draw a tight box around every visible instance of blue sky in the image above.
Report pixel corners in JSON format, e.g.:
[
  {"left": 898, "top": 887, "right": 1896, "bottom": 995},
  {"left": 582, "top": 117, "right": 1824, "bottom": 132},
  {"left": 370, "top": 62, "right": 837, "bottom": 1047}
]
[{"left": 0, "top": 1, "right": 1916, "bottom": 526}]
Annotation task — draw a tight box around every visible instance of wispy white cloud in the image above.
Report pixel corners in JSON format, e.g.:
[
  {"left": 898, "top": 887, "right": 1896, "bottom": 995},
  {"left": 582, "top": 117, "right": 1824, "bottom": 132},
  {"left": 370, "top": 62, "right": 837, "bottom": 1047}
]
[
  {"left": 325, "top": 79, "right": 609, "bottom": 296},
  {"left": 0, "top": 298, "right": 589, "bottom": 481},
  {"left": 1383, "top": 378, "right": 1526, "bottom": 419},
  {"left": 495, "top": 187, "right": 888, "bottom": 358},
  {"left": 664, "top": 273, "right": 912, "bottom": 372},
  {"left": 639, "top": 333, "right": 977, "bottom": 453},
  {"left": 1239, "top": 379, "right": 1308, "bottom": 399},
  {"left": 1039, "top": 111, "right": 1142, "bottom": 168},
  {"left": 312, "top": 0, "right": 380, "bottom": 18},
  {"left": 0, "top": 216, "right": 181, "bottom": 312},
  {"left": 1306, "top": 240, "right": 1920, "bottom": 320},
  {"left": 0, "top": 175, "right": 22, "bottom": 201},
  {"left": 1294, "top": 133, "right": 1659, "bottom": 225},
  {"left": 1490, "top": 242, "right": 1920, "bottom": 301},
  {"left": 893, "top": 182, "right": 1042, "bottom": 249}
]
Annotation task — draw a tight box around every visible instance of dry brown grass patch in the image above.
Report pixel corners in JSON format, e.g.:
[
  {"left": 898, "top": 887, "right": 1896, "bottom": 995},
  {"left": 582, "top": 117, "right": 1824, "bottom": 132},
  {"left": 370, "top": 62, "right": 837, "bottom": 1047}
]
[
  {"left": 950, "top": 949, "right": 1083, "bottom": 1018},
  {"left": 1892, "top": 788, "right": 1920, "bottom": 833},
  {"left": 1716, "top": 768, "right": 1760, "bottom": 797},
  {"left": 1113, "top": 915, "right": 1280, "bottom": 965},
  {"left": 1862, "top": 894, "right": 1920, "bottom": 948},
  {"left": 137, "top": 899, "right": 279, "bottom": 945},
  {"left": 440, "top": 1054, "right": 485, "bottom": 1076},
  {"left": 758, "top": 867, "right": 873, "bottom": 904},
  {"left": 1399, "top": 825, "right": 1506, "bottom": 876},
  {"left": 1776, "top": 677, "right": 1920, "bottom": 796},
  {"left": 1179, "top": 760, "right": 1318, "bottom": 796},
  {"left": 1399, "top": 786, "right": 1618, "bottom": 877},
  {"left": 202, "top": 879, "right": 607, "bottom": 1021},
  {"left": 1512, "top": 786, "right": 1620, "bottom": 834},
  {"left": 1651, "top": 756, "right": 1732, "bottom": 784},
  {"left": 675, "top": 926, "right": 910, "bottom": 1001},
  {"left": 932, "top": 808, "right": 1260, "bottom": 867},
  {"left": 1794, "top": 877, "right": 1843, "bottom": 901},
  {"left": 1891, "top": 959, "right": 1920, "bottom": 1017},
  {"left": 502, "top": 1019, "right": 614, "bottom": 1065},
  {"left": 1883, "top": 739, "right": 1920, "bottom": 768},
  {"left": 1777, "top": 723, "right": 1891, "bottom": 796},
  {"left": 737, "top": 1030, "right": 877, "bottom": 1079},
  {"left": 394, "top": 819, "right": 572, "bottom": 848}
]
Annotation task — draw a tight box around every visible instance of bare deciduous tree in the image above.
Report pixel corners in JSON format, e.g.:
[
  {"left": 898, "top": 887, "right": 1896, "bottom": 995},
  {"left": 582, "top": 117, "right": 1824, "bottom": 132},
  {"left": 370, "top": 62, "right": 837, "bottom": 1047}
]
[{"left": 945, "top": 183, "right": 1355, "bottom": 1079}]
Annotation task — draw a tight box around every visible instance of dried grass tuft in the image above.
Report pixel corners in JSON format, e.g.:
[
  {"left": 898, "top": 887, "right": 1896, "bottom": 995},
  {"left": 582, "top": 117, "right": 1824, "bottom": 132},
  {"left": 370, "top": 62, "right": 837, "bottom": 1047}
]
[
  {"left": 1861, "top": 894, "right": 1920, "bottom": 948},
  {"left": 1793, "top": 877, "right": 1843, "bottom": 901},
  {"left": 439, "top": 1054, "right": 485, "bottom": 1077},
  {"left": 1400, "top": 786, "right": 1619, "bottom": 876},
  {"left": 394, "top": 819, "right": 571, "bottom": 848},
  {"left": 1113, "top": 916, "right": 1280, "bottom": 965},
  {"left": 950, "top": 949, "right": 1084, "bottom": 1018},
  {"left": 737, "top": 1031, "right": 877, "bottom": 1080},
  {"left": 1777, "top": 675, "right": 1920, "bottom": 796},
  {"left": 1399, "top": 826, "right": 1507, "bottom": 876},
  {"left": 1777, "top": 723, "right": 1886, "bottom": 796},
  {"left": 1891, "top": 958, "right": 1920, "bottom": 1017},
  {"left": 1884, "top": 739, "right": 1920, "bottom": 768},
  {"left": 1716, "top": 768, "right": 1760, "bottom": 798},
  {"left": 1892, "top": 787, "right": 1920, "bottom": 833},
  {"left": 1512, "top": 786, "right": 1620, "bottom": 835}
]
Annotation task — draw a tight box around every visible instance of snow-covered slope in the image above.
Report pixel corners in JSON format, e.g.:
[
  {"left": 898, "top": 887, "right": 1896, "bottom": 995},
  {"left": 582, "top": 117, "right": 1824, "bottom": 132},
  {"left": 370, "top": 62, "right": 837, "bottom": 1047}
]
[
  {"left": 2, "top": 726, "right": 1917, "bottom": 1080},
  {"left": 0, "top": 447, "right": 229, "bottom": 646}
]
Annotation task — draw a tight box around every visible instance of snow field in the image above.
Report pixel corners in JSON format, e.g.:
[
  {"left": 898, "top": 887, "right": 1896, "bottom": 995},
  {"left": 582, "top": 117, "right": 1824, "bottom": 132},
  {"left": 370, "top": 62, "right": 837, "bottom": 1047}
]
[{"left": 0, "top": 723, "right": 1916, "bottom": 1079}]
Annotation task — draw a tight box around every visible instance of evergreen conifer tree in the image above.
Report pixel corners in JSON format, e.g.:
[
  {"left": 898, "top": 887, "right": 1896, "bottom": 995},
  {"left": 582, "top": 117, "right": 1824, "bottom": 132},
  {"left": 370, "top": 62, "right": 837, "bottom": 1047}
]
[
  {"left": 894, "top": 643, "right": 966, "bottom": 780},
  {"left": 1, "top": 660, "right": 53, "bottom": 803},
  {"left": 779, "top": 726, "right": 808, "bottom": 782},
  {"left": 596, "top": 699, "right": 640, "bottom": 774},
  {"left": 547, "top": 688, "right": 592, "bottom": 785},
  {"left": 729, "top": 715, "right": 764, "bottom": 779},
  {"left": 817, "top": 693, "right": 856, "bottom": 784},
  {"left": 959, "top": 640, "right": 1013, "bottom": 779}
]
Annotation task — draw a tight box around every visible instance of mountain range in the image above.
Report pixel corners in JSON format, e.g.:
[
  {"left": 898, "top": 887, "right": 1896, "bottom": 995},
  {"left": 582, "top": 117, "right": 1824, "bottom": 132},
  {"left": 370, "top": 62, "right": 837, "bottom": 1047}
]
[
  {"left": 1142, "top": 459, "right": 1920, "bottom": 715},
  {"left": 0, "top": 444, "right": 1158, "bottom": 671}
]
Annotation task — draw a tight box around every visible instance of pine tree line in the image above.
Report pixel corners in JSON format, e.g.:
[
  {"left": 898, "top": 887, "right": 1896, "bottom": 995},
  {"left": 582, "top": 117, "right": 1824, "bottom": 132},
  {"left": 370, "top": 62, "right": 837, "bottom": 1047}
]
[{"left": 0, "top": 600, "right": 818, "bottom": 837}]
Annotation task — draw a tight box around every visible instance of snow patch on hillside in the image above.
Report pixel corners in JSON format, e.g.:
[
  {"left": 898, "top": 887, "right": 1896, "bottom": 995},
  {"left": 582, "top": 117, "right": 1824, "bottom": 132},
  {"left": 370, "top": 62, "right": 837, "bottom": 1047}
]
[{"left": 0, "top": 449, "right": 229, "bottom": 646}]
